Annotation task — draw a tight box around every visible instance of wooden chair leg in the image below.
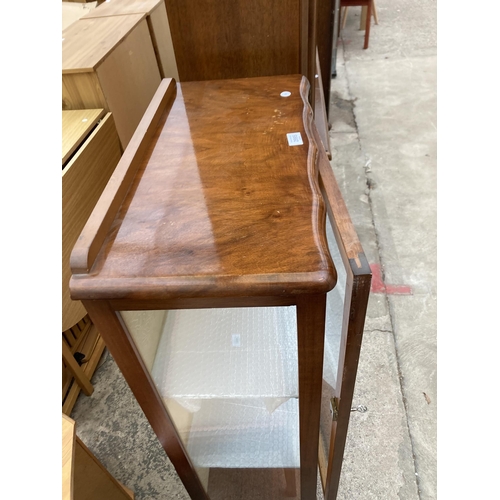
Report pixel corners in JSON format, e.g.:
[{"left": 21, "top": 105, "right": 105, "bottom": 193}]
[
  {"left": 63, "top": 339, "right": 94, "bottom": 396},
  {"left": 360, "top": 6, "right": 367, "bottom": 30},
  {"left": 372, "top": 0, "right": 379, "bottom": 24},
  {"left": 341, "top": 6, "right": 348, "bottom": 29},
  {"left": 364, "top": 1, "right": 372, "bottom": 49}
]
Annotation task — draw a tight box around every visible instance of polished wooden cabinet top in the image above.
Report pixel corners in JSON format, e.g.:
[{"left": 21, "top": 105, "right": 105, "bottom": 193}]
[
  {"left": 70, "top": 75, "right": 336, "bottom": 301},
  {"left": 62, "top": 14, "right": 146, "bottom": 73}
]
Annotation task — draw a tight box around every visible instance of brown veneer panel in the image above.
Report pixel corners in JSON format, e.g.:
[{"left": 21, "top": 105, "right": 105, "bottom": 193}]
[
  {"left": 165, "top": 0, "right": 301, "bottom": 81},
  {"left": 207, "top": 468, "right": 301, "bottom": 500}
]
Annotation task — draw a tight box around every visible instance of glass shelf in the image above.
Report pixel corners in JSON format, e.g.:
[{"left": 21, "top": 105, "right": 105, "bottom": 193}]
[{"left": 182, "top": 398, "right": 300, "bottom": 469}]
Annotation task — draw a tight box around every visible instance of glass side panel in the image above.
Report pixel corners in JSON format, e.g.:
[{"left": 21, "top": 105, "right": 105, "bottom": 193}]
[
  {"left": 318, "top": 215, "right": 349, "bottom": 489},
  {"left": 119, "top": 306, "right": 301, "bottom": 499},
  {"left": 323, "top": 217, "right": 348, "bottom": 391}
]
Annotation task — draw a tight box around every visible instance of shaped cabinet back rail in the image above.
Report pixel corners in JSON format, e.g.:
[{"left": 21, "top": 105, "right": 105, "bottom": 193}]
[{"left": 69, "top": 76, "right": 370, "bottom": 500}]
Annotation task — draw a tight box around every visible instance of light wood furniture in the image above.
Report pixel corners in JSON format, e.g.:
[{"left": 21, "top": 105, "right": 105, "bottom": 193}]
[
  {"left": 62, "top": 109, "right": 122, "bottom": 414},
  {"left": 62, "top": 15, "right": 162, "bottom": 148},
  {"left": 62, "top": 109, "right": 121, "bottom": 332},
  {"left": 62, "top": 316, "right": 106, "bottom": 415},
  {"left": 63, "top": 414, "right": 135, "bottom": 500},
  {"left": 81, "top": 0, "right": 179, "bottom": 81},
  {"left": 69, "top": 76, "right": 371, "bottom": 500},
  {"left": 62, "top": 1, "right": 98, "bottom": 30},
  {"left": 62, "top": 108, "right": 104, "bottom": 164},
  {"left": 340, "top": 0, "right": 377, "bottom": 49},
  {"left": 341, "top": 2, "right": 379, "bottom": 30},
  {"left": 359, "top": 1, "right": 378, "bottom": 28}
]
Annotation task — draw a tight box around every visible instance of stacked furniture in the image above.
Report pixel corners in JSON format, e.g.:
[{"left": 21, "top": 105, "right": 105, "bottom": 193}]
[
  {"left": 62, "top": 109, "right": 122, "bottom": 414},
  {"left": 62, "top": 13, "right": 161, "bottom": 148},
  {"left": 63, "top": 414, "right": 135, "bottom": 499},
  {"left": 81, "top": 0, "right": 179, "bottom": 81}
]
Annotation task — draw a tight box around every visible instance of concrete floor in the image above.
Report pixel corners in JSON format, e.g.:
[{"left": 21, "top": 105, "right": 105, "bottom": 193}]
[{"left": 71, "top": 0, "right": 437, "bottom": 498}]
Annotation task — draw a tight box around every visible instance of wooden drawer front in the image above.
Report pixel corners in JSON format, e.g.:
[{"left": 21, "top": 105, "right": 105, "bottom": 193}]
[
  {"left": 62, "top": 109, "right": 106, "bottom": 165},
  {"left": 62, "top": 113, "right": 122, "bottom": 331}
]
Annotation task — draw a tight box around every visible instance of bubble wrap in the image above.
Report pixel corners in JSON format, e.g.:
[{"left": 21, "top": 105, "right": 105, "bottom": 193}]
[
  {"left": 151, "top": 306, "right": 298, "bottom": 399},
  {"left": 184, "top": 398, "right": 300, "bottom": 468},
  {"left": 121, "top": 310, "right": 167, "bottom": 371}
]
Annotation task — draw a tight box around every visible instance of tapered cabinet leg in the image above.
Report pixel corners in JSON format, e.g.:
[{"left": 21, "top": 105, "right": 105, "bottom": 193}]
[{"left": 296, "top": 294, "right": 327, "bottom": 500}]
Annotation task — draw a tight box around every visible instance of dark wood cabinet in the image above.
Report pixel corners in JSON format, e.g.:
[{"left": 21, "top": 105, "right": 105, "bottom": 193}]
[
  {"left": 163, "top": 0, "right": 334, "bottom": 157},
  {"left": 70, "top": 75, "right": 370, "bottom": 500}
]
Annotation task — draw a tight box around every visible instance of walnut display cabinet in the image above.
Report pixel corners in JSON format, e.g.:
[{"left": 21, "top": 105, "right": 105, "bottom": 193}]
[{"left": 69, "top": 75, "right": 371, "bottom": 500}]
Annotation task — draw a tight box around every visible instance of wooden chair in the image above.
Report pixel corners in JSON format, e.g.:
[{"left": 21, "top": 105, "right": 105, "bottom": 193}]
[{"left": 340, "top": 0, "right": 377, "bottom": 49}]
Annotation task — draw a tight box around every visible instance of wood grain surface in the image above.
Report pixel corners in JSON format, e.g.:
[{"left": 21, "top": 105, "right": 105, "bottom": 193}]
[
  {"left": 62, "top": 72, "right": 107, "bottom": 111},
  {"left": 314, "top": 124, "right": 364, "bottom": 265},
  {"left": 63, "top": 113, "right": 122, "bottom": 331},
  {"left": 62, "top": 15, "right": 146, "bottom": 73},
  {"left": 164, "top": 0, "right": 301, "bottom": 81},
  {"left": 62, "top": 109, "right": 105, "bottom": 164},
  {"left": 81, "top": 0, "right": 162, "bottom": 17},
  {"left": 73, "top": 436, "right": 135, "bottom": 499},
  {"left": 70, "top": 75, "right": 336, "bottom": 301},
  {"left": 81, "top": 0, "right": 180, "bottom": 80},
  {"left": 70, "top": 78, "right": 177, "bottom": 276},
  {"left": 62, "top": 414, "right": 76, "bottom": 500},
  {"left": 95, "top": 18, "right": 162, "bottom": 146},
  {"left": 297, "top": 293, "right": 327, "bottom": 500},
  {"left": 147, "top": 2, "right": 179, "bottom": 79}
]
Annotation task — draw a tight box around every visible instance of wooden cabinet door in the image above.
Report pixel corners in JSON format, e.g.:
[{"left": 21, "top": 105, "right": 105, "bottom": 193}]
[{"left": 315, "top": 129, "right": 372, "bottom": 500}]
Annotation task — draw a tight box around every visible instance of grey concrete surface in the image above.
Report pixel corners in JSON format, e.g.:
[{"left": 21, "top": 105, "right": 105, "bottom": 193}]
[
  {"left": 332, "top": 0, "right": 437, "bottom": 498},
  {"left": 70, "top": 0, "right": 436, "bottom": 498}
]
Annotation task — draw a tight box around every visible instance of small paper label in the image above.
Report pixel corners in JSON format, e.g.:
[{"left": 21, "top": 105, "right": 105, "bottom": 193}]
[
  {"left": 287, "top": 132, "right": 303, "bottom": 146},
  {"left": 232, "top": 334, "right": 241, "bottom": 347}
]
